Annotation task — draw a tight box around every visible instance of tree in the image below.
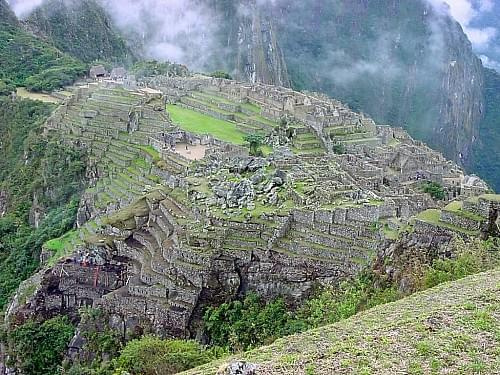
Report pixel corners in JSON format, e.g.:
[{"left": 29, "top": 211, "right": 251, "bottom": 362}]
[
  {"left": 244, "top": 134, "right": 265, "bottom": 156},
  {"left": 421, "top": 181, "right": 446, "bottom": 200},
  {"left": 7, "top": 316, "right": 74, "bottom": 375},
  {"left": 209, "top": 71, "right": 232, "bottom": 80},
  {"left": 332, "top": 142, "right": 346, "bottom": 155}
]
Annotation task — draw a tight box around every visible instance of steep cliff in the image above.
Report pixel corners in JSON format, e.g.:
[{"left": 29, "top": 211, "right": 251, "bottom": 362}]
[
  {"left": 257, "top": 1, "right": 484, "bottom": 166},
  {"left": 472, "top": 68, "right": 500, "bottom": 190},
  {"left": 220, "top": 0, "right": 290, "bottom": 86}
]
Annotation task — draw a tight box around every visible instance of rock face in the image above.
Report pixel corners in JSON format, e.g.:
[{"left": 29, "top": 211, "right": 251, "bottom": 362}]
[
  {"left": 436, "top": 19, "right": 484, "bottom": 165},
  {"left": 231, "top": 1, "right": 290, "bottom": 87}
]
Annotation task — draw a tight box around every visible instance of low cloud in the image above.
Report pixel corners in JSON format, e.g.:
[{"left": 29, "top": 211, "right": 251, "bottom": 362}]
[
  {"left": 98, "top": 0, "right": 216, "bottom": 69},
  {"left": 7, "top": 0, "right": 43, "bottom": 18},
  {"left": 6, "top": 0, "right": 217, "bottom": 70},
  {"left": 426, "top": 0, "right": 498, "bottom": 48}
]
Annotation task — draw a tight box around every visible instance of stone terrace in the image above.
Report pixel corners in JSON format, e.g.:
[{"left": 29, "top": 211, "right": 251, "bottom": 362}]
[{"left": 17, "top": 75, "right": 495, "bottom": 339}]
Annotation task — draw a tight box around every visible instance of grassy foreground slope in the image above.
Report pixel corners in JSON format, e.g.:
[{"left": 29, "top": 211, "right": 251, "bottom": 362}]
[{"left": 186, "top": 268, "right": 500, "bottom": 375}]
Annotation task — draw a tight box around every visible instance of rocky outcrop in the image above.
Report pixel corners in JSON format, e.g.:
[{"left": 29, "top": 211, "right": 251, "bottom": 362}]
[
  {"left": 0, "top": 190, "right": 7, "bottom": 217},
  {"left": 436, "top": 18, "right": 484, "bottom": 165},
  {"left": 232, "top": 1, "right": 291, "bottom": 87}
]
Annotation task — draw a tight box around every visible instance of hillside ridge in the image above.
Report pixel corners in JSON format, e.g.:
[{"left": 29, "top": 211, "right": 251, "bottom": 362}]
[{"left": 185, "top": 267, "right": 500, "bottom": 374}]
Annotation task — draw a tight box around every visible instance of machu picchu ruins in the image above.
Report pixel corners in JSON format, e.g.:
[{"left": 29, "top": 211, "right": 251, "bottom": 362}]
[
  {"left": 6, "top": 66, "right": 498, "bottom": 347},
  {"left": 3, "top": 0, "right": 500, "bottom": 372}
]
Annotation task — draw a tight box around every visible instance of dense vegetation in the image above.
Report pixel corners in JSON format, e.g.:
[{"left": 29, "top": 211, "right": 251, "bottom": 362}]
[
  {"left": 0, "top": 19, "right": 86, "bottom": 92},
  {"left": 26, "top": 0, "right": 132, "bottom": 64},
  {"left": 421, "top": 181, "right": 446, "bottom": 200},
  {"left": 114, "top": 337, "right": 217, "bottom": 375},
  {"left": 209, "top": 71, "right": 233, "bottom": 80},
  {"left": 0, "top": 98, "right": 87, "bottom": 308},
  {"left": 472, "top": 68, "right": 500, "bottom": 191},
  {"left": 2, "top": 316, "right": 74, "bottom": 374}
]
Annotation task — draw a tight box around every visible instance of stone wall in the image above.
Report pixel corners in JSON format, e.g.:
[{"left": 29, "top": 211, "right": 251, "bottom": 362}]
[{"left": 439, "top": 210, "right": 482, "bottom": 231}]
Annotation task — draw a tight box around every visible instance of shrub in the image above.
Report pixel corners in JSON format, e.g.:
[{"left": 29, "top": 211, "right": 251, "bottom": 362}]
[
  {"left": 114, "top": 336, "right": 215, "bottom": 375},
  {"left": 421, "top": 181, "right": 446, "bottom": 200},
  {"left": 204, "top": 293, "right": 303, "bottom": 351},
  {"left": 25, "top": 64, "right": 86, "bottom": 92},
  {"left": 209, "top": 71, "right": 233, "bottom": 80},
  {"left": 332, "top": 143, "right": 346, "bottom": 154},
  {"left": 244, "top": 134, "right": 265, "bottom": 157},
  {"left": 7, "top": 316, "right": 74, "bottom": 375},
  {"left": 0, "top": 79, "right": 15, "bottom": 95},
  {"left": 422, "top": 238, "right": 499, "bottom": 289}
]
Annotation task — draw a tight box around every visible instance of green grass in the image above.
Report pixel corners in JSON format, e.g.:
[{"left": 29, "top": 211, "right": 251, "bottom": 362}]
[
  {"left": 167, "top": 104, "right": 246, "bottom": 145},
  {"left": 444, "top": 200, "right": 463, "bottom": 212},
  {"left": 241, "top": 101, "right": 261, "bottom": 114},
  {"left": 44, "top": 230, "right": 82, "bottom": 266},
  {"left": 417, "top": 209, "right": 479, "bottom": 235},
  {"left": 185, "top": 268, "right": 500, "bottom": 375},
  {"left": 417, "top": 209, "right": 441, "bottom": 223},
  {"left": 443, "top": 201, "right": 486, "bottom": 221},
  {"left": 16, "top": 88, "right": 61, "bottom": 104},
  {"left": 137, "top": 145, "right": 160, "bottom": 160},
  {"left": 480, "top": 194, "right": 500, "bottom": 202},
  {"left": 443, "top": 201, "right": 486, "bottom": 222}
]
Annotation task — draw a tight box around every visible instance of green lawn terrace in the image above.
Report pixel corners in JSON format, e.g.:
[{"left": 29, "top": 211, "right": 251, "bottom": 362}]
[
  {"left": 324, "top": 117, "right": 381, "bottom": 149},
  {"left": 41, "top": 219, "right": 107, "bottom": 267},
  {"left": 167, "top": 87, "right": 325, "bottom": 155},
  {"left": 415, "top": 194, "right": 500, "bottom": 236},
  {"left": 196, "top": 77, "right": 383, "bottom": 151}
]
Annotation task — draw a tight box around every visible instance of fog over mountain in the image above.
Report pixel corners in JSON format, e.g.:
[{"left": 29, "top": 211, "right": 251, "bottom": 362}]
[{"left": 7, "top": 0, "right": 499, "bottom": 71}]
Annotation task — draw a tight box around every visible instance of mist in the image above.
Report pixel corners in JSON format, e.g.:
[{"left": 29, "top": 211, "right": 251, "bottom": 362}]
[
  {"left": 7, "top": 0, "right": 43, "bottom": 17},
  {"left": 7, "top": 0, "right": 218, "bottom": 70},
  {"left": 98, "top": 0, "right": 216, "bottom": 69}
]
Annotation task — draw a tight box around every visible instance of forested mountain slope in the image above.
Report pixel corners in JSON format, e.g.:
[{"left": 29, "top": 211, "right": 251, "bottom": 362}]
[
  {"left": 0, "top": 0, "right": 85, "bottom": 91},
  {"left": 24, "top": 0, "right": 133, "bottom": 64},
  {"left": 472, "top": 68, "right": 500, "bottom": 189}
]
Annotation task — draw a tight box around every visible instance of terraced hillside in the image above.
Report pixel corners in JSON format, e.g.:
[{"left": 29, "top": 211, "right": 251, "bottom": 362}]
[
  {"left": 170, "top": 85, "right": 324, "bottom": 155},
  {"left": 185, "top": 268, "right": 500, "bottom": 375},
  {"left": 6, "top": 75, "right": 499, "bottom": 346}
]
